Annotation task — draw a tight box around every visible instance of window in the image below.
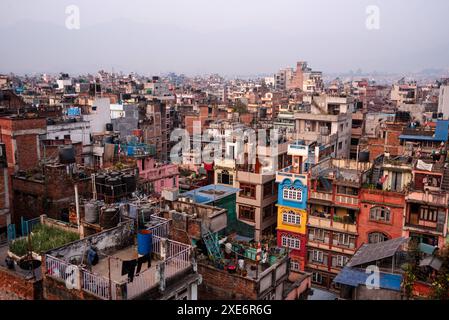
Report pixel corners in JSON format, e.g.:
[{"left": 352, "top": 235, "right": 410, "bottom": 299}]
[
  {"left": 263, "top": 204, "right": 276, "bottom": 220},
  {"left": 281, "top": 234, "right": 300, "bottom": 249},
  {"left": 338, "top": 142, "right": 343, "bottom": 150},
  {"left": 332, "top": 255, "right": 349, "bottom": 267},
  {"left": 239, "top": 205, "right": 255, "bottom": 222},
  {"left": 263, "top": 181, "right": 275, "bottom": 199},
  {"left": 312, "top": 272, "right": 323, "bottom": 284},
  {"left": 291, "top": 260, "right": 300, "bottom": 272},
  {"left": 391, "top": 171, "right": 402, "bottom": 192},
  {"left": 282, "top": 210, "right": 301, "bottom": 225},
  {"left": 312, "top": 250, "right": 324, "bottom": 263},
  {"left": 218, "top": 170, "right": 233, "bottom": 185},
  {"left": 333, "top": 233, "right": 355, "bottom": 248},
  {"left": 368, "top": 232, "right": 389, "bottom": 244},
  {"left": 282, "top": 185, "right": 302, "bottom": 202},
  {"left": 420, "top": 207, "right": 438, "bottom": 222},
  {"left": 239, "top": 183, "right": 256, "bottom": 199},
  {"left": 369, "top": 206, "right": 391, "bottom": 223},
  {"left": 308, "top": 228, "right": 329, "bottom": 243}
]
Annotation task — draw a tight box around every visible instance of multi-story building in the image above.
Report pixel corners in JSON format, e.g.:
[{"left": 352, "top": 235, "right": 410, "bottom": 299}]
[
  {"left": 275, "top": 141, "right": 310, "bottom": 272},
  {"left": 295, "top": 94, "right": 354, "bottom": 159},
  {"left": 403, "top": 158, "right": 449, "bottom": 248},
  {"left": 306, "top": 158, "right": 371, "bottom": 290}
]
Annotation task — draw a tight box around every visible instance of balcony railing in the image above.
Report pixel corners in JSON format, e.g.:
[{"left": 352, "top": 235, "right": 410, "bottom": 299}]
[
  {"left": 309, "top": 191, "right": 332, "bottom": 202},
  {"left": 45, "top": 236, "right": 192, "bottom": 300},
  {"left": 335, "top": 195, "right": 359, "bottom": 206},
  {"left": 308, "top": 215, "right": 357, "bottom": 233}
]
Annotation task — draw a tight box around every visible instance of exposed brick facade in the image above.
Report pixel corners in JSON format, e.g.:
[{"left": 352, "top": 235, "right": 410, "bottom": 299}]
[
  {"left": 0, "top": 266, "right": 43, "bottom": 300},
  {"left": 357, "top": 189, "right": 405, "bottom": 247}
]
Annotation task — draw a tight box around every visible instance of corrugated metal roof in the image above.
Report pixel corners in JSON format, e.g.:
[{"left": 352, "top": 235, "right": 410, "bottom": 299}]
[{"left": 347, "top": 237, "right": 409, "bottom": 267}]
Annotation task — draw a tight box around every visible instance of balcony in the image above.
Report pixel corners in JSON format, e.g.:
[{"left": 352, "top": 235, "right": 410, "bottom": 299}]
[
  {"left": 308, "top": 215, "right": 357, "bottom": 234},
  {"left": 275, "top": 166, "right": 308, "bottom": 184},
  {"left": 406, "top": 191, "right": 449, "bottom": 207},
  {"left": 335, "top": 195, "right": 359, "bottom": 207},
  {"left": 309, "top": 190, "right": 332, "bottom": 202},
  {"left": 288, "top": 141, "right": 309, "bottom": 157}
]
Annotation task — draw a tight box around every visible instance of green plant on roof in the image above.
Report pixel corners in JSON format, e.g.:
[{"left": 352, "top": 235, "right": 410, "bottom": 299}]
[{"left": 9, "top": 224, "right": 79, "bottom": 256}]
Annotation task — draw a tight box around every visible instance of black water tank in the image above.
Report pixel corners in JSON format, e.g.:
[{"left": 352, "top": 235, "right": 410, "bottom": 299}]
[
  {"left": 106, "top": 123, "right": 113, "bottom": 131},
  {"left": 95, "top": 174, "right": 107, "bottom": 199},
  {"left": 100, "top": 207, "right": 120, "bottom": 229},
  {"left": 59, "top": 146, "right": 76, "bottom": 164},
  {"left": 106, "top": 177, "right": 122, "bottom": 197},
  {"left": 122, "top": 174, "right": 136, "bottom": 194},
  {"left": 358, "top": 151, "right": 370, "bottom": 162}
]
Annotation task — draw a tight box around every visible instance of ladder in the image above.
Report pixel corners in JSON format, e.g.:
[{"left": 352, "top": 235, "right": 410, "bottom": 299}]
[{"left": 202, "top": 230, "right": 223, "bottom": 261}]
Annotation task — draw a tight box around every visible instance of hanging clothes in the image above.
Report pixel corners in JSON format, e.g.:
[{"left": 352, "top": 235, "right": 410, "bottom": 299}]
[
  {"left": 121, "top": 259, "right": 137, "bottom": 282},
  {"left": 136, "top": 254, "right": 151, "bottom": 274}
]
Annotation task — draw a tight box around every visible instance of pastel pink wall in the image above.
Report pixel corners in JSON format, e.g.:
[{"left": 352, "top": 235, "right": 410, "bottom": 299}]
[{"left": 137, "top": 157, "right": 179, "bottom": 194}]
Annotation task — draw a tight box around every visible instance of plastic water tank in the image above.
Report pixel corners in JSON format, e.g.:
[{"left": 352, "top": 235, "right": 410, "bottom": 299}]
[
  {"left": 122, "top": 174, "right": 136, "bottom": 194},
  {"left": 358, "top": 151, "right": 370, "bottom": 163},
  {"left": 99, "top": 207, "right": 120, "bottom": 229},
  {"left": 137, "top": 230, "right": 153, "bottom": 256},
  {"left": 84, "top": 201, "right": 99, "bottom": 224},
  {"left": 59, "top": 146, "right": 76, "bottom": 164}
]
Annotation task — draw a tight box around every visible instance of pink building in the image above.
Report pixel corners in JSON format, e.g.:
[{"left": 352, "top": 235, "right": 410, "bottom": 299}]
[{"left": 136, "top": 157, "right": 179, "bottom": 194}]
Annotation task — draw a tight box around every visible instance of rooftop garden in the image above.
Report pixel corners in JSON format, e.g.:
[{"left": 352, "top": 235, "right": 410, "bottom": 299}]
[{"left": 9, "top": 224, "right": 79, "bottom": 257}]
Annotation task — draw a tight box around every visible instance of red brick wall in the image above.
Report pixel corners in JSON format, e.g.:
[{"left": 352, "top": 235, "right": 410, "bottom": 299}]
[
  {"left": 277, "top": 231, "right": 307, "bottom": 271},
  {"left": 0, "top": 266, "right": 43, "bottom": 300},
  {"left": 357, "top": 189, "right": 405, "bottom": 247},
  {"left": 197, "top": 263, "right": 257, "bottom": 300}
]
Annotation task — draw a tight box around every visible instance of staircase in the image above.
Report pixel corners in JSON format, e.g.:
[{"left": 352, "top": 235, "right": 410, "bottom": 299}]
[
  {"left": 202, "top": 230, "right": 223, "bottom": 261},
  {"left": 441, "top": 166, "right": 449, "bottom": 191}
]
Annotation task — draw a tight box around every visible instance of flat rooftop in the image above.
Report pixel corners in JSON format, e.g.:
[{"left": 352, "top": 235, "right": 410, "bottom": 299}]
[{"left": 181, "top": 184, "right": 240, "bottom": 204}]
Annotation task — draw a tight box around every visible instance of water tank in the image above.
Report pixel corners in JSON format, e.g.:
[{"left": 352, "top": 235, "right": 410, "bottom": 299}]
[
  {"left": 99, "top": 207, "right": 120, "bottom": 229},
  {"left": 59, "top": 146, "right": 76, "bottom": 164},
  {"left": 122, "top": 174, "right": 136, "bottom": 194},
  {"left": 137, "top": 230, "right": 153, "bottom": 256},
  {"left": 106, "top": 177, "right": 123, "bottom": 197},
  {"left": 358, "top": 151, "right": 370, "bottom": 162},
  {"left": 95, "top": 174, "right": 107, "bottom": 199},
  {"left": 85, "top": 201, "right": 99, "bottom": 224},
  {"left": 106, "top": 123, "right": 113, "bottom": 132}
]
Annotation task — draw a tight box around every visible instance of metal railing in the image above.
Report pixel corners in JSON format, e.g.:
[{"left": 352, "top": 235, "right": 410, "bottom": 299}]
[
  {"left": 126, "top": 267, "right": 158, "bottom": 299},
  {"left": 45, "top": 255, "right": 75, "bottom": 284},
  {"left": 83, "top": 270, "right": 118, "bottom": 300}
]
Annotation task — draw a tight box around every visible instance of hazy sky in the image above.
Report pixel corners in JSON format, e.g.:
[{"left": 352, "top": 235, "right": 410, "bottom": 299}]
[{"left": 1, "top": 0, "right": 448, "bottom": 76}]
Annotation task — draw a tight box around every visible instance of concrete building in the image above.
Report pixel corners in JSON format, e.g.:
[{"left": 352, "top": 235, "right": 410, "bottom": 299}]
[
  {"left": 294, "top": 94, "right": 354, "bottom": 159},
  {"left": 438, "top": 85, "right": 449, "bottom": 119}
]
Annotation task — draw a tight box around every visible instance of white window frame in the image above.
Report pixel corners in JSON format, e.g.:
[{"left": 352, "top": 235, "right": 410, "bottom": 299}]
[
  {"left": 290, "top": 260, "right": 300, "bottom": 271},
  {"left": 282, "top": 210, "right": 301, "bottom": 225},
  {"left": 312, "top": 250, "right": 324, "bottom": 263},
  {"left": 312, "top": 272, "right": 323, "bottom": 284},
  {"left": 336, "top": 255, "right": 349, "bottom": 267},
  {"left": 369, "top": 206, "right": 391, "bottom": 222},
  {"left": 281, "top": 234, "right": 301, "bottom": 249},
  {"left": 282, "top": 185, "right": 302, "bottom": 202}
]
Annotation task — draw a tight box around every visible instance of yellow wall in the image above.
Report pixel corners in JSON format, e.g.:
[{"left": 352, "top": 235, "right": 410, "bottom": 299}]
[{"left": 277, "top": 205, "right": 307, "bottom": 235}]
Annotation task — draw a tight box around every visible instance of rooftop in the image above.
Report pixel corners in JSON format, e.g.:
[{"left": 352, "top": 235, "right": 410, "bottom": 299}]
[{"left": 181, "top": 184, "right": 240, "bottom": 204}]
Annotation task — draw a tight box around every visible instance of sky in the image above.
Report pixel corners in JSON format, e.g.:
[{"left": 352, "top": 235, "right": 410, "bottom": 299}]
[{"left": 0, "top": 0, "right": 448, "bottom": 76}]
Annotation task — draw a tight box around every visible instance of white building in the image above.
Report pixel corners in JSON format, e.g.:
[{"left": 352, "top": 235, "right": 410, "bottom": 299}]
[{"left": 438, "top": 85, "right": 449, "bottom": 119}]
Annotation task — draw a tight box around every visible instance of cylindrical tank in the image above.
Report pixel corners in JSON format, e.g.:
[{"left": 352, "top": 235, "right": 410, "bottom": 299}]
[
  {"left": 122, "top": 173, "right": 136, "bottom": 194},
  {"left": 95, "top": 174, "right": 107, "bottom": 199},
  {"left": 225, "top": 243, "right": 232, "bottom": 254},
  {"left": 84, "top": 201, "right": 99, "bottom": 224},
  {"left": 137, "top": 230, "right": 153, "bottom": 256},
  {"left": 106, "top": 123, "right": 113, "bottom": 131},
  {"left": 99, "top": 206, "right": 120, "bottom": 229},
  {"left": 358, "top": 151, "right": 370, "bottom": 163},
  {"left": 106, "top": 177, "right": 123, "bottom": 198},
  {"left": 59, "top": 146, "right": 76, "bottom": 164}
]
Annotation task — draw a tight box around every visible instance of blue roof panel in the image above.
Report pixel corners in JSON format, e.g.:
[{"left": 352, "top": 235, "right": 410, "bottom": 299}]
[{"left": 333, "top": 267, "right": 403, "bottom": 291}]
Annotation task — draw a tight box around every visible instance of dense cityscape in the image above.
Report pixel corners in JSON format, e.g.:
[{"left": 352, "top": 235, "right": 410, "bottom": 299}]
[{"left": 1, "top": 1, "right": 449, "bottom": 306}]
